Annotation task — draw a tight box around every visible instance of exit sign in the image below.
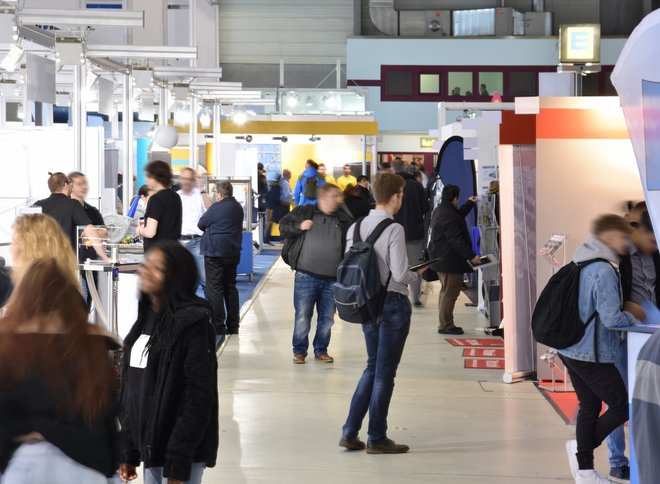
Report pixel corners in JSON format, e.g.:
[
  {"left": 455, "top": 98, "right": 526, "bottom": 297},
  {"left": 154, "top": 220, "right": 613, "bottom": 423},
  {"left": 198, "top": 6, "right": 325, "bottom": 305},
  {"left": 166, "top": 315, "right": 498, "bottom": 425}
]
[{"left": 560, "top": 24, "right": 601, "bottom": 64}]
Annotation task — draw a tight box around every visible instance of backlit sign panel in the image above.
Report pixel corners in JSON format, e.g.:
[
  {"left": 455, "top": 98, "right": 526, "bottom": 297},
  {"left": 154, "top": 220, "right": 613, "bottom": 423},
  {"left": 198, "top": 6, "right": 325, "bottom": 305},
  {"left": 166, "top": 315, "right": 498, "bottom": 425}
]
[{"left": 560, "top": 24, "right": 601, "bottom": 64}]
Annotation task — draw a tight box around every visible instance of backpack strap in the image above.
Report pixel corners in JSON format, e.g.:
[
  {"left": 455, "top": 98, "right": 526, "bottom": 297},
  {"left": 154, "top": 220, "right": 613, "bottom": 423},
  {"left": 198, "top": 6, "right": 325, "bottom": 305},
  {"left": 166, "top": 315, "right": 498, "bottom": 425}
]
[
  {"left": 353, "top": 217, "right": 365, "bottom": 244},
  {"left": 366, "top": 218, "right": 395, "bottom": 246}
]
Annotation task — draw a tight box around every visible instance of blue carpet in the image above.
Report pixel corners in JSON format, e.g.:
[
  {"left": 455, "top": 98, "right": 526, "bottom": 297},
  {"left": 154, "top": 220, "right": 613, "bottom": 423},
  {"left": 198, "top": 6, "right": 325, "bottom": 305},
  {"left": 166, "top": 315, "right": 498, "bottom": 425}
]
[{"left": 237, "top": 248, "right": 281, "bottom": 309}]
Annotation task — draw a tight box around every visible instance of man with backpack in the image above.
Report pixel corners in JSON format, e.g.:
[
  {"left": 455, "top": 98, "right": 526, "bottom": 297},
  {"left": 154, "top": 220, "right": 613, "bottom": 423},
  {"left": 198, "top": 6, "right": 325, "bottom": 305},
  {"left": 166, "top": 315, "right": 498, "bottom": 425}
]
[
  {"left": 279, "top": 184, "right": 353, "bottom": 364},
  {"left": 339, "top": 172, "right": 423, "bottom": 455},
  {"left": 547, "top": 215, "right": 639, "bottom": 484},
  {"left": 293, "top": 159, "right": 326, "bottom": 206}
]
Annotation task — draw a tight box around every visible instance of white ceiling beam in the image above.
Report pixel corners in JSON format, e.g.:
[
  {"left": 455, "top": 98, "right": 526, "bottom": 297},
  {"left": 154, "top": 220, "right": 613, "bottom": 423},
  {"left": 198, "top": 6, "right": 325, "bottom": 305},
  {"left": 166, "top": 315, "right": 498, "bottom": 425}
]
[
  {"left": 153, "top": 66, "right": 222, "bottom": 78},
  {"left": 86, "top": 45, "right": 197, "bottom": 60},
  {"left": 19, "top": 8, "right": 144, "bottom": 28}
]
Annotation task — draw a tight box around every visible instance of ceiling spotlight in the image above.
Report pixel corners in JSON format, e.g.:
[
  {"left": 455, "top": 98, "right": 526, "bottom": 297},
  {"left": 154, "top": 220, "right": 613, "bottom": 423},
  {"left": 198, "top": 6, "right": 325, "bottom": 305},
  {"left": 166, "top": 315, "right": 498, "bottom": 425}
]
[
  {"left": 286, "top": 93, "right": 298, "bottom": 108},
  {"left": 173, "top": 102, "right": 191, "bottom": 126},
  {"left": 305, "top": 96, "right": 314, "bottom": 107},
  {"left": 232, "top": 110, "right": 247, "bottom": 125},
  {"left": 273, "top": 136, "right": 288, "bottom": 143},
  {"left": 309, "top": 135, "right": 321, "bottom": 142},
  {"left": 198, "top": 107, "right": 211, "bottom": 129},
  {"left": 324, "top": 95, "right": 337, "bottom": 109},
  {"left": 235, "top": 135, "right": 254, "bottom": 143}
]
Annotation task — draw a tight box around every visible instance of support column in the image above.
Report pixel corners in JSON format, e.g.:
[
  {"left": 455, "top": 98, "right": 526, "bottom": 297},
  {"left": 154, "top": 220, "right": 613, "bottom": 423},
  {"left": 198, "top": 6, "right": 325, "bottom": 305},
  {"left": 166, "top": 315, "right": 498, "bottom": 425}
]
[
  {"left": 189, "top": 96, "right": 198, "bottom": 168},
  {"left": 122, "top": 73, "right": 134, "bottom": 215},
  {"left": 159, "top": 85, "right": 168, "bottom": 127},
  {"left": 371, "top": 136, "right": 378, "bottom": 176},
  {"left": 361, "top": 135, "right": 367, "bottom": 176},
  {"left": 72, "top": 63, "right": 87, "bottom": 171},
  {"left": 213, "top": 102, "right": 222, "bottom": 176}
]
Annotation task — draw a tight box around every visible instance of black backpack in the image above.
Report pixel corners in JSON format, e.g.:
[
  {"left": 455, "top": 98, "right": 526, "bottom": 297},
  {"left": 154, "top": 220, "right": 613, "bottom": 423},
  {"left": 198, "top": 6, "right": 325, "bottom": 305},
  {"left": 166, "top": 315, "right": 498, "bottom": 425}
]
[
  {"left": 531, "top": 258, "right": 609, "bottom": 353},
  {"left": 333, "top": 218, "right": 394, "bottom": 324},
  {"left": 303, "top": 175, "right": 320, "bottom": 201}
]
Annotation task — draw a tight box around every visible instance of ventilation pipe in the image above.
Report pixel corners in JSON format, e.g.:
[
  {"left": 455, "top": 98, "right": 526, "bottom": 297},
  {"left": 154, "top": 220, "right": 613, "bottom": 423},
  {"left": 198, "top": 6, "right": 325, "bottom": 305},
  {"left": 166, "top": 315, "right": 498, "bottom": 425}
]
[{"left": 369, "top": 0, "right": 399, "bottom": 36}]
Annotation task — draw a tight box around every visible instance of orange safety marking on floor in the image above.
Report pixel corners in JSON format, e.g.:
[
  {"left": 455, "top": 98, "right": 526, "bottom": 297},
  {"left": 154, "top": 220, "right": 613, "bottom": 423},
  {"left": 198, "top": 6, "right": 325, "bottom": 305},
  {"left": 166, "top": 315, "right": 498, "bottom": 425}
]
[
  {"left": 446, "top": 338, "right": 504, "bottom": 347},
  {"left": 464, "top": 358, "right": 505, "bottom": 370},
  {"left": 462, "top": 348, "right": 505, "bottom": 358}
]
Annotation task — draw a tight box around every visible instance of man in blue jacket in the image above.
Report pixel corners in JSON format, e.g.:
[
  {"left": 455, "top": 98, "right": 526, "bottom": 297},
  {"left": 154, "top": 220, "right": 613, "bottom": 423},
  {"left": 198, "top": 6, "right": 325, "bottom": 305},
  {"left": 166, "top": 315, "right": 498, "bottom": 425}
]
[
  {"left": 293, "top": 159, "right": 326, "bottom": 206},
  {"left": 198, "top": 181, "right": 244, "bottom": 336},
  {"left": 558, "top": 214, "right": 641, "bottom": 484}
]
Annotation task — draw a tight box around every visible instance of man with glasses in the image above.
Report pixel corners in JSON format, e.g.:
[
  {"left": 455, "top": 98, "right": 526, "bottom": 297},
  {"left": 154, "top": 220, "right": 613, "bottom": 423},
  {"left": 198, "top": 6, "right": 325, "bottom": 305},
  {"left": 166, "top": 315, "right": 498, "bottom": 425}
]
[
  {"left": 177, "top": 167, "right": 212, "bottom": 298},
  {"left": 33, "top": 172, "right": 108, "bottom": 261}
]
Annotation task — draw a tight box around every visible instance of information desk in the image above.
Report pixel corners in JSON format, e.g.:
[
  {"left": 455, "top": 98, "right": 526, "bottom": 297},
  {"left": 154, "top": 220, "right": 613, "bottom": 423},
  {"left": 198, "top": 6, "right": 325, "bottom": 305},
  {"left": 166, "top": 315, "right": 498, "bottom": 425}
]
[{"left": 615, "top": 325, "right": 660, "bottom": 484}]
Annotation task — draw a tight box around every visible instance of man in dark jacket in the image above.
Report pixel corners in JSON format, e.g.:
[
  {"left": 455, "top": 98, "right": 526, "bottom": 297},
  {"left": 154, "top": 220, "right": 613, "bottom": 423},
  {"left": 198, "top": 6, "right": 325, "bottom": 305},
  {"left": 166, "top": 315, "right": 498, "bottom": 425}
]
[
  {"left": 198, "top": 181, "right": 244, "bottom": 335},
  {"left": 607, "top": 209, "right": 658, "bottom": 480},
  {"left": 279, "top": 184, "right": 353, "bottom": 364},
  {"left": 393, "top": 157, "right": 430, "bottom": 307},
  {"left": 428, "top": 184, "right": 480, "bottom": 335}
]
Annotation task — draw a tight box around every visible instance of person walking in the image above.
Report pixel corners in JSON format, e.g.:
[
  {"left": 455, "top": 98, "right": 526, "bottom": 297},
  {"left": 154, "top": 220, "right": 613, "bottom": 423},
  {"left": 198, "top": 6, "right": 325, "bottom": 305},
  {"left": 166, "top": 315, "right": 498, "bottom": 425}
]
[
  {"left": 318, "top": 163, "right": 336, "bottom": 185},
  {"left": 392, "top": 157, "right": 430, "bottom": 307},
  {"left": 278, "top": 169, "right": 293, "bottom": 219},
  {"left": 336, "top": 164, "right": 357, "bottom": 192},
  {"left": 558, "top": 215, "right": 638, "bottom": 484},
  {"left": 177, "top": 167, "right": 212, "bottom": 299},
  {"left": 428, "top": 184, "right": 480, "bottom": 335},
  {"left": 340, "top": 172, "right": 423, "bottom": 454},
  {"left": 293, "top": 160, "right": 326, "bottom": 206},
  {"left": 198, "top": 181, "right": 244, "bottom": 336},
  {"left": 136, "top": 161, "right": 183, "bottom": 253},
  {"left": 0, "top": 258, "right": 119, "bottom": 483},
  {"left": 118, "top": 241, "right": 219, "bottom": 484},
  {"left": 279, "top": 184, "right": 353, "bottom": 364}
]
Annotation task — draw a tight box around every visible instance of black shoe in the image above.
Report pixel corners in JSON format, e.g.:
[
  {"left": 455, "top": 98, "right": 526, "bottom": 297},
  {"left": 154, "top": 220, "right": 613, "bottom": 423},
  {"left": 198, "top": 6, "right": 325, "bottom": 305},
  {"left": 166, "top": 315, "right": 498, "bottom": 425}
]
[
  {"left": 227, "top": 329, "right": 239, "bottom": 335},
  {"left": 366, "top": 439, "right": 409, "bottom": 454},
  {"left": 339, "top": 436, "right": 366, "bottom": 451},
  {"left": 438, "top": 327, "right": 464, "bottom": 335},
  {"left": 413, "top": 300, "right": 423, "bottom": 308},
  {"left": 610, "top": 465, "right": 630, "bottom": 481}
]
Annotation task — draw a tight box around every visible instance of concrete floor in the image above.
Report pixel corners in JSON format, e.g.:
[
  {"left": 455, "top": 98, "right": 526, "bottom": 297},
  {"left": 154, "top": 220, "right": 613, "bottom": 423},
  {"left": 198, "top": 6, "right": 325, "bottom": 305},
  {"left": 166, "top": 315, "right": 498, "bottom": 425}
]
[{"left": 143, "top": 258, "right": 614, "bottom": 483}]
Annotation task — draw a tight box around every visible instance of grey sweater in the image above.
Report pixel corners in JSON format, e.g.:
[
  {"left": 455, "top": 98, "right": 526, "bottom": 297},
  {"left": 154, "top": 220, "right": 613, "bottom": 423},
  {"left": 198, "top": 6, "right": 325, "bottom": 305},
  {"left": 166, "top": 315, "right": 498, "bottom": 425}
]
[{"left": 346, "top": 209, "right": 419, "bottom": 297}]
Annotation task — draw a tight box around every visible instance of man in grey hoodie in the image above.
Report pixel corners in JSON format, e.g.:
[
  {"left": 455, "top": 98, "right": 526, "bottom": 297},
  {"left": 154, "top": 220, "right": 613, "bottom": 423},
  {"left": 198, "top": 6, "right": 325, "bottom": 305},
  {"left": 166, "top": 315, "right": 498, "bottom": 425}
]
[{"left": 557, "top": 214, "right": 640, "bottom": 484}]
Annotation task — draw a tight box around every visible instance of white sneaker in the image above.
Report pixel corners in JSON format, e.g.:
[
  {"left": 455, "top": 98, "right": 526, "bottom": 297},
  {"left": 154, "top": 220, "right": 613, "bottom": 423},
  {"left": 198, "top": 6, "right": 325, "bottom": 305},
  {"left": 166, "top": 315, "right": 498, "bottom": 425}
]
[
  {"left": 576, "top": 469, "right": 614, "bottom": 483},
  {"left": 566, "top": 440, "right": 579, "bottom": 479}
]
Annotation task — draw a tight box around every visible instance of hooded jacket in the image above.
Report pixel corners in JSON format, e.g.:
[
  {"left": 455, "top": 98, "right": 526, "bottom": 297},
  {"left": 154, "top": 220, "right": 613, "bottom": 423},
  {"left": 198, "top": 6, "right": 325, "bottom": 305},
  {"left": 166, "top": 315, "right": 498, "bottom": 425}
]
[
  {"left": 428, "top": 199, "right": 476, "bottom": 274},
  {"left": 557, "top": 237, "right": 636, "bottom": 364},
  {"left": 119, "top": 300, "right": 218, "bottom": 481},
  {"left": 293, "top": 167, "right": 326, "bottom": 206},
  {"left": 394, "top": 172, "right": 430, "bottom": 241}
]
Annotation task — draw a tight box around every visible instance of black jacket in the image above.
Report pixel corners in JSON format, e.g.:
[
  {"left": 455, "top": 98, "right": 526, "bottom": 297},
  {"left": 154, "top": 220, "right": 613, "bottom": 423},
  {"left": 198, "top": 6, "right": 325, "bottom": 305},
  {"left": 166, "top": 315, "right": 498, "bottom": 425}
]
[
  {"left": 620, "top": 251, "right": 660, "bottom": 304},
  {"left": 198, "top": 197, "right": 244, "bottom": 258},
  {"left": 344, "top": 195, "right": 371, "bottom": 220},
  {"left": 119, "top": 301, "right": 219, "bottom": 481},
  {"left": 428, "top": 200, "right": 476, "bottom": 274},
  {"left": 394, "top": 172, "right": 430, "bottom": 241},
  {"left": 279, "top": 204, "right": 353, "bottom": 270}
]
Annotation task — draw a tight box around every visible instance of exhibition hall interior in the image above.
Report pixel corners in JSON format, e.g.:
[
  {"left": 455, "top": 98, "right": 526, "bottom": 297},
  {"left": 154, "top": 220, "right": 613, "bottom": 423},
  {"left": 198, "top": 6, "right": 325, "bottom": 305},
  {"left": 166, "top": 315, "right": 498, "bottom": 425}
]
[{"left": 3, "top": 1, "right": 660, "bottom": 483}]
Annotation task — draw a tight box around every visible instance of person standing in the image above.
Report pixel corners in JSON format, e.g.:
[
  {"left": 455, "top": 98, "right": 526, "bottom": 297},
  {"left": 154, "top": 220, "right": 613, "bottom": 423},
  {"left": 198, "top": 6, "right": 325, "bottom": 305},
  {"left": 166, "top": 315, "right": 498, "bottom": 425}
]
[
  {"left": 177, "top": 168, "right": 212, "bottom": 299},
  {"left": 392, "top": 157, "right": 430, "bottom": 307},
  {"left": 33, "top": 172, "right": 108, "bottom": 261},
  {"left": 278, "top": 169, "right": 293, "bottom": 219},
  {"left": 340, "top": 172, "right": 423, "bottom": 454},
  {"left": 336, "top": 164, "right": 357, "bottom": 192},
  {"left": 343, "top": 185, "right": 371, "bottom": 220},
  {"left": 0, "top": 259, "right": 120, "bottom": 484},
  {"left": 293, "top": 160, "right": 326, "bottom": 206},
  {"left": 136, "top": 161, "right": 183, "bottom": 253},
  {"left": 279, "top": 184, "right": 353, "bottom": 364},
  {"left": 198, "top": 181, "right": 244, "bottom": 336},
  {"left": 558, "top": 215, "right": 637, "bottom": 484},
  {"left": 605, "top": 210, "right": 659, "bottom": 481},
  {"left": 318, "top": 163, "right": 336, "bottom": 185},
  {"left": 428, "top": 185, "right": 480, "bottom": 335},
  {"left": 118, "top": 241, "right": 218, "bottom": 484}
]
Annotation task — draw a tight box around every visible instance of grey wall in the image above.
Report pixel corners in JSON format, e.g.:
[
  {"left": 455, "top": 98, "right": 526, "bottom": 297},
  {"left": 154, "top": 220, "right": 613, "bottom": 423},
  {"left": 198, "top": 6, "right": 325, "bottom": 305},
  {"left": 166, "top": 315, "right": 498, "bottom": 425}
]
[{"left": 220, "top": 63, "right": 347, "bottom": 89}]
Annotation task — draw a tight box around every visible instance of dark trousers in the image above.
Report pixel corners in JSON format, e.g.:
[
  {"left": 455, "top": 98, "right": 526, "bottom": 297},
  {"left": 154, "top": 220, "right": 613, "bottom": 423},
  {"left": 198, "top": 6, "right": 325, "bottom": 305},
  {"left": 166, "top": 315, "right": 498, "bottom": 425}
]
[
  {"left": 559, "top": 355, "right": 629, "bottom": 470},
  {"left": 205, "top": 255, "right": 240, "bottom": 335},
  {"left": 342, "top": 292, "right": 412, "bottom": 444}
]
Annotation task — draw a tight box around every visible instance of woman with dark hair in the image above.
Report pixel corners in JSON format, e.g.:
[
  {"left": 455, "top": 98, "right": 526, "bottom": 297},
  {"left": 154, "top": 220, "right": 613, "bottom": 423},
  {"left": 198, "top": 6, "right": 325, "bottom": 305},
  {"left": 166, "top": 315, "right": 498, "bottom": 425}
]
[
  {"left": 118, "top": 240, "right": 218, "bottom": 484},
  {"left": 136, "top": 161, "right": 183, "bottom": 252},
  {"left": 0, "top": 258, "right": 119, "bottom": 483}
]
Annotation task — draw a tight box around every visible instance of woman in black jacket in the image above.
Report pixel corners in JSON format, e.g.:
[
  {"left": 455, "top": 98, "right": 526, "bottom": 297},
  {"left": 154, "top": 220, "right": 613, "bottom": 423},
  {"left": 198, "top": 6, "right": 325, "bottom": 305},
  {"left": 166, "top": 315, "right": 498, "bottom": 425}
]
[{"left": 118, "top": 241, "right": 218, "bottom": 484}]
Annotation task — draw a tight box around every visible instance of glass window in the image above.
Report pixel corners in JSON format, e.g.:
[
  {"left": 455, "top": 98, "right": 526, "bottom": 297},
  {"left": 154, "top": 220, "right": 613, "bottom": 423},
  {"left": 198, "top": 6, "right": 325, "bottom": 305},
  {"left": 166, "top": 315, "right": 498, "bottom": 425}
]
[
  {"left": 509, "top": 72, "right": 536, "bottom": 97},
  {"left": 5, "top": 102, "right": 23, "bottom": 123},
  {"left": 478, "top": 72, "right": 503, "bottom": 97},
  {"left": 419, "top": 74, "right": 440, "bottom": 94},
  {"left": 447, "top": 72, "right": 473, "bottom": 97},
  {"left": 386, "top": 71, "right": 412, "bottom": 96}
]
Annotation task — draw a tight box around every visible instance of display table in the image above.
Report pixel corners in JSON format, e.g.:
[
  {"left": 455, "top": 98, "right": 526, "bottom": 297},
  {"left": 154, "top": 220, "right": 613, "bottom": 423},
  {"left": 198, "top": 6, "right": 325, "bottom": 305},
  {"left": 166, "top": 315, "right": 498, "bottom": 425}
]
[{"left": 615, "top": 325, "right": 660, "bottom": 484}]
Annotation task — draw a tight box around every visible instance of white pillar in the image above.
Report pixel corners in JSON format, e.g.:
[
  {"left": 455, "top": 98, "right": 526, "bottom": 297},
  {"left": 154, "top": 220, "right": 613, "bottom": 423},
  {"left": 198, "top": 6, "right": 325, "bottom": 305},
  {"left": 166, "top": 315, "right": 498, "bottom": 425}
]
[
  {"left": 371, "top": 136, "right": 378, "bottom": 176},
  {"left": 213, "top": 102, "right": 221, "bottom": 175},
  {"left": 159, "top": 85, "right": 168, "bottom": 127},
  {"left": 72, "top": 63, "right": 87, "bottom": 171},
  {"left": 189, "top": 96, "right": 198, "bottom": 168},
  {"left": 122, "top": 73, "right": 134, "bottom": 215},
  {"left": 361, "top": 135, "right": 367, "bottom": 176},
  {"left": 336, "top": 59, "right": 341, "bottom": 89}
]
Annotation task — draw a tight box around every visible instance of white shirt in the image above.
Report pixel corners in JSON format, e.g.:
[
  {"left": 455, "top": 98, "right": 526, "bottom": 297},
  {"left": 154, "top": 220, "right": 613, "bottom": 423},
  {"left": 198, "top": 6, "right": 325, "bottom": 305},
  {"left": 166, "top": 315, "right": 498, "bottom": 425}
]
[{"left": 177, "top": 188, "right": 206, "bottom": 236}]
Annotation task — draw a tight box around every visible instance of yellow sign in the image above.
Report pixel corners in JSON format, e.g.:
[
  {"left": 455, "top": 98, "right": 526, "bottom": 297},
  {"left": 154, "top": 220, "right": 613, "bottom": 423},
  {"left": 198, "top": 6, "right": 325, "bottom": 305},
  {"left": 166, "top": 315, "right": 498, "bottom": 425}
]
[
  {"left": 560, "top": 24, "right": 601, "bottom": 64},
  {"left": 420, "top": 137, "right": 438, "bottom": 149}
]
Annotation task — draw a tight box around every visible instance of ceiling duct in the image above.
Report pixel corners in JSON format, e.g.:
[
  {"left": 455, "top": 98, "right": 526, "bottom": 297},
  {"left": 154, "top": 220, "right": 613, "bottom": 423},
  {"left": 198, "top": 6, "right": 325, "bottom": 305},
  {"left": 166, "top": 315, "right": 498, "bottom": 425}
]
[
  {"left": 370, "top": 0, "right": 452, "bottom": 36},
  {"left": 392, "top": 0, "right": 499, "bottom": 9},
  {"left": 369, "top": 0, "right": 398, "bottom": 36}
]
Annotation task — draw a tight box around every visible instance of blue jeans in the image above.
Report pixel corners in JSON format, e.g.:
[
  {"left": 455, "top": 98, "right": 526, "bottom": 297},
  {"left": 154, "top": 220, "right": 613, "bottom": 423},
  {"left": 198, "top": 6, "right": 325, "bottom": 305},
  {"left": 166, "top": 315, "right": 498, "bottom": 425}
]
[
  {"left": 0, "top": 441, "right": 108, "bottom": 484},
  {"left": 144, "top": 463, "right": 205, "bottom": 484},
  {"left": 293, "top": 272, "right": 335, "bottom": 356},
  {"left": 182, "top": 238, "right": 206, "bottom": 299},
  {"left": 606, "top": 356, "right": 629, "bottom": 468},
  {"left": 342, "top": 292, "right": 412, "bottom": 444}
]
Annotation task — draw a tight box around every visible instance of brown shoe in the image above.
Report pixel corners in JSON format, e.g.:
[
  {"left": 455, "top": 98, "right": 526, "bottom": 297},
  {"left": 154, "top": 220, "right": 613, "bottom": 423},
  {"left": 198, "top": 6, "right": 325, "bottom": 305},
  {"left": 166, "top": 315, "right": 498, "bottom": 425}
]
[
  {"left": 366, "top": 439, "right": 410, "bottom": 454},
  {"left": 339, "top": 436, "right": 366, "bottom": 451},
  {"left": 293, "top": 354, "right": 306, "bottom": 365},
  {"left": 315, "top": 353, "right": 334, "bottom": 363}
]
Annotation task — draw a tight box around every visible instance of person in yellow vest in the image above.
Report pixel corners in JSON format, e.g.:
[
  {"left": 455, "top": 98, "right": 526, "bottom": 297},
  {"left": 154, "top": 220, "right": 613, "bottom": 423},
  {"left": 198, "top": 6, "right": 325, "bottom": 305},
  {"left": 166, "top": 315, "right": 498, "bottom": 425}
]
[
  {"left": 336, "top": 164, "right": 357, "bottom": 192},
  {"left": 318, "top": 163, "right": 336, "bottom": 185}
]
